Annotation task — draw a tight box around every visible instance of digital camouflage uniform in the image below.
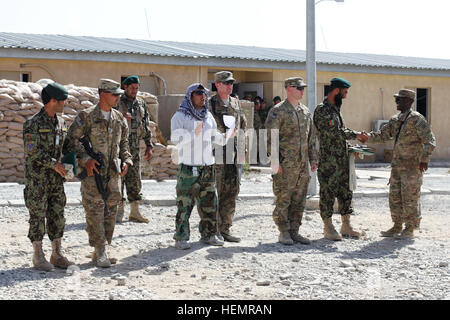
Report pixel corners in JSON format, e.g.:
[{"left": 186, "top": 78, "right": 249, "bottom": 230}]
[
  {"left": 368, "top": 109, "right": 435, "bottom": 228},
  {"left": 209, "top": 94, "right": 247, "bottom": 235},
  {"left": 115, "top": 94, "right": 153, "bottom": 203},
  {"left": 23, "top": 108, "right": 67, "bottom": 242},
  {"left": 174, "top": 165, "right": 218, "bottom": 241},
  {"left": 265, "top": 99, "right": 318, "bottom": 233},
  {"left": 65, "top": 105, "right": 132, "bottom": 247},
  {"left": 313, "top": 98, "right": 358, "bottom": 219}
]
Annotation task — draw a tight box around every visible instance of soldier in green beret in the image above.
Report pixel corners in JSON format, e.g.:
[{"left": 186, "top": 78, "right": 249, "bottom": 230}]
[
  {"left": 23, "top": 82, "right": 74, "bottom": 271},
  {"left": 114, "top": 76, "right": 153, "bottom": 223},
  {"left": 313, "top": 78, "right": 368, "bottom": 241}
]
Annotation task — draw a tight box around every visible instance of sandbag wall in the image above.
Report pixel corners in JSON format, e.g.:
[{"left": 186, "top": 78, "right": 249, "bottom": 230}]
[{"left": 0, "top": 79, "right": 178, "bottom": 183}]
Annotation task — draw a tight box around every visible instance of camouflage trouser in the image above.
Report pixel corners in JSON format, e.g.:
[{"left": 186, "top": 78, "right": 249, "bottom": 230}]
[
  {"left": 81, "top": 175, "right": 121, "bottom": 247},
  {"left": 272, "top": 166, "right": 310, "bottom": 232},
  {"left": 318, "top": 156, "right": 353, "bottom": 219},
  {"left": 389, "top": 166, "right": 422, "bottom": 228},
  {"left": 121, "top": 154, "right": 142, "bottom": 202},
  {"left": 174, "top": 164, "right": 218, "bottom": 241},
  {"left": 24, "top": 176, "right": 66, "bottom": 242},
  {"left": 215, "top": 164, "right": 240, "bottom": 233}
]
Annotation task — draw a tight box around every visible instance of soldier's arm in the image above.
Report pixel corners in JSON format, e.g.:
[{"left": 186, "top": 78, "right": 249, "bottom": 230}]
[
  {"left": 65, "top": 113, "right": 92, "bottom": 167},
  {"left": 415, "top": 116, "right": 436, "bottom": 163},
  {"left": 141, "top": 102, "right": 154, "bottom": 148},
  {"left": 23, "top": 120, "right": 57, "bottom": 169},
  {"left": 308, "top": 117, "right": 319, "bottom": 166},
  {"left": 313, "top": 107, "right": 358, "bottom": 140},
  {"left": 367, "top": 118, "right": 395, "bottom": 144},
  {"left": 119, "top": 117, "right": 133, "bottom": 166}
]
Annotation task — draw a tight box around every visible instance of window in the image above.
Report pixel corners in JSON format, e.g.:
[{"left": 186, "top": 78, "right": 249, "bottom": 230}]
[
  {"left": 21, "top": 73, "right": 30, "bottom": 82},
  {"left": 416, "top": 88, "right": 429, "bottom": 120}
]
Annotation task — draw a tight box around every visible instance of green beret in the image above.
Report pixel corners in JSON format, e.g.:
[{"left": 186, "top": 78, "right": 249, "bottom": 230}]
[
  {"left": 122, "top": 76, "right": 140, "bottom": 85},
  {"left": 330, "top": 78, "right": 351, "bottom": 88},
  {"left": 42, "top": 82, "right": 68, "bottom": 100}
]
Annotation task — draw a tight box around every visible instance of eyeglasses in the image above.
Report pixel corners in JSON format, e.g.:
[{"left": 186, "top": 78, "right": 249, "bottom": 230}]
[{"left": 192, "top": 90, "right": 206, "bottom": 96}]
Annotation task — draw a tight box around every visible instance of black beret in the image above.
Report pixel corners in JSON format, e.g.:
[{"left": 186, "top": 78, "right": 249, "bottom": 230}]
[
  {"left": 42, "top": 82, "right": 68, "bottom": 100},
  {"left": 122, "top": 76, "right": 140, "bottom": 85},
  {"left": 330, "top": 77, "right": 351, "bottom": 88}
]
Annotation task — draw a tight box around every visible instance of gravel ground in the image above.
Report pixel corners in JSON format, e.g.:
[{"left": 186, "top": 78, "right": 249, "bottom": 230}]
[{"left": 0, "top": 194, "right": 448, "bottom": 300}]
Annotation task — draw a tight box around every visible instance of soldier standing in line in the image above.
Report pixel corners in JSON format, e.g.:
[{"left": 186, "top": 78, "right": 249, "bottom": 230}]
[
  {"left": 23, "top": 82, "right": 73, "bottom": 271},
  {"left": 253, "top": 97, "right": 263, "bottom": 164},
  {"left": 265, "top": 77, "right": 318, "bottom": 245},
  {"left": 313, "top": 78, "right": 368, "bottom": 241},
  {"left": 114, "top": 76, "right": 153, "bottom": 223},
  {"left": 365, "top": 89, "right": 435, "bottom": 239},
  {"left": 209, "top": 71, "right": 247, "bottom": 243},
  {"left": 64, "top": 79, "right": 133, "bottom": 268}
]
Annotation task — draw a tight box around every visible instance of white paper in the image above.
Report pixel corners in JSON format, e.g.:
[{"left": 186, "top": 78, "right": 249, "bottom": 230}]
[{"left": 223, "top": 115, "right": 235, "bottom": 140}]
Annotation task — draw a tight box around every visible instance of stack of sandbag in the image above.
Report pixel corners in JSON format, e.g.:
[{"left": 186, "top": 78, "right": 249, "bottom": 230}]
[{"left": 0, "top": 79, "right": 177, "bottom": 183}]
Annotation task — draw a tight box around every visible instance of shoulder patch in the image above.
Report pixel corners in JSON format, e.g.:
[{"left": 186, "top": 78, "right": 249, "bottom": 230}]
[{"left": 75, "top": 115, "right": 83, "bottom": 127}]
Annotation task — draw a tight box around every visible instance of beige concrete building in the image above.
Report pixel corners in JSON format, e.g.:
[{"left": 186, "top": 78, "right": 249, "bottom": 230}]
[{"left": 1, "top": 32, "right": 449, "bottom": 161}]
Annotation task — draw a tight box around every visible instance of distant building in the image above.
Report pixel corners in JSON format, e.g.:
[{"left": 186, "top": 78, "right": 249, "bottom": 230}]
[{"left": 1, "top": 32, "right": 449, "bottom": 161}]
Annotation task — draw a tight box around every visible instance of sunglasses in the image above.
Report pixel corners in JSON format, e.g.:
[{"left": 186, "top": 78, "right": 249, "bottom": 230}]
[
  {"left": 222, "top": 80, "right": 234, "bottom": 85},
  {"left": 395, "top": 96, "right": 406, "bottom": 102},
  {"left": 192, "top": 90, "right": 206, "bottom": 96},
  {"left": 291, "top": 86, "right": 305, "bottom": 91}
]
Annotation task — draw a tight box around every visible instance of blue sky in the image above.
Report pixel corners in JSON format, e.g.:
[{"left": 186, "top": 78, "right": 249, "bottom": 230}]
[{"left": 2, "top": 0, "right": 449, "bottom": 59}]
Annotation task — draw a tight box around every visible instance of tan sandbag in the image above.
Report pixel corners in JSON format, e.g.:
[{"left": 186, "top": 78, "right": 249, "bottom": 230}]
[
  {"left": 8, "top": 122, "right": 23, "bottom": 131},
  {"left": 63, "top": 107, "right": 78, "bottom": 115},
  {"left": 81, "top": 101, "right": 94, "bottom": 108},
  {"left": 0, "top": 169, "right": 15, "bottom": 176},
  {"left": 7, "top": 136, "right": 23, "bottom": 145},
  {"left": 14, "top": 115, "right": 27, "bottom": 124},
  {"left": 0, "top": 122, "right": 8, "bottom": 128}
]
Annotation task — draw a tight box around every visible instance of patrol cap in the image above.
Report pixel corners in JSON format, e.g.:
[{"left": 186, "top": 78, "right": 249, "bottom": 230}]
[
  {"left": 330, "top": 77, "right": 351, "bottom": 88},
  {"left": 394, "top": 89, "right": 415, "bottom": 101},
  {"left": 98, "top": 78, "right": 124, "bottom": 95},
  {"left": 42, "top": 82, "right": 68, "bottom": 101},
  {"left": 284, "top": 77, "right": 307, "bottom": 88},
  {"left": 215, "top": 71, "right": 235, "bottom": 83},
  {"left": 122, "top": 75, "right": 140, "bottom": 86}
]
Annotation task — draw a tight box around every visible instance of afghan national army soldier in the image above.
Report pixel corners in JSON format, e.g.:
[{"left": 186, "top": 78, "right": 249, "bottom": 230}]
[
  {"left": 23, "top": 82, "right": 74, "bottom": 271},
  {"left": 114, "top": 76, "right": 153, "bottom": 223},
  {"left": 313, "top": 78, "right": 368, "bottom": 241},
  {"left": 209, "top": 71, "right": 247, "bottom": 242},
  {"left": 171, "top": 83, "right": 236, "bottom": 249},
  {"left": 64, "top": 79, "right": 133, "bottom": 268},
  {"left": 365, "top": 89, "right": 436, "bottom": 239},
  {"left": 265, "top": 77, "right": 318, "bottom": 245}
]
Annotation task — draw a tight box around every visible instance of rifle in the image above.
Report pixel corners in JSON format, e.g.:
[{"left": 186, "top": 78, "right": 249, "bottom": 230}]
[{"left": 76, "top": 136, "right": 109, "bottom": 215}]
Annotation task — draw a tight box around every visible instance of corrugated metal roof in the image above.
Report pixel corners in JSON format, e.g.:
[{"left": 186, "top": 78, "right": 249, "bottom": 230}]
[{"left": 1, "top": 32, "right": 449, "bottom": 71}]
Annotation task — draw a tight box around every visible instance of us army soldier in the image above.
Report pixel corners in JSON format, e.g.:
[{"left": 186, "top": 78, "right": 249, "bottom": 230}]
[
  {"left": 313, "top": 78, "right": 368, "bottom": 241},
  {"left": 65, "top": 79, "right": 133, "bottom": 268},
  {"left": 209, "top": 71, "right": 247, "bottom": 242},
  {"left": 114, "top": 76, "right": 153, "bottom": 223},
  {"left": 365, "top": 89, "right": 436, "bottom": 239},
  {"left": 23, "top": 82, "right": 73, "bottom": 271},
  {"left": 265, "top": 77, "right": 318, "bottom": 245}
]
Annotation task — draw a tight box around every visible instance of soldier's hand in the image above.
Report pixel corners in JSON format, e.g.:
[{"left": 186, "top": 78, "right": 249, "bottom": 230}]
[
  {"left": 124, "top": 112, "right": 132, "bottom": 121},
  {"left": 419, "top": 162, "right": 428, "bottom": 173},
  {"left": 85, "top": 158, "right": 100, "bottom": 176},
  {"left": 54, "top": 162, "right": 68, "bottom": 177},
  {"left": 229, "top": 128, "right": 238, "bottom": 139},
  {"left": 194, "top": 122, "right": 204, "bottom": 137},
  {"left": 120, "top": 163, "right": 130, "bottom": 176},
  {"left": 356, "top": 132, "right": 369, "bottom": 143},
  {"left": 144, "top": 146, "right": 153, "bottom": 161},
  {"left": 271, "top": 163, "right": 282, "bottom": 175}
]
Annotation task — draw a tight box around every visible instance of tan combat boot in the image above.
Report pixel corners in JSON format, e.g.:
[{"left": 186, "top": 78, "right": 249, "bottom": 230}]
[
  {"left": 90, "top": 247, "right": 117, "bottom": 264},
  {"left": 340, "top": 214, "right": 361, "bottom": 238},
  {"left": 380, "top": 222, "right": 403, "bottom": 237},
  {"left": 395, "top": 225, "right": 415, "bottom": 239},
  {"left": 323, "top": 218, "right": 342, "bottom": 241},
  {"left": 129, "top": 201, "right": 149, "bottom": 223},
  {"left": 95, "top": 244, "right": 111, "bottom": 268},
  {"left": 116, "top": 200, "right": 124, "bottom": 223},
  {"left": 32, "top": 241, "right": 54, "bottom": 272},
  {"left": 289, "top": 229, "right": 311, "bottom": 245},
  {"left": 50, "top": 238, "right": 74, "bottom": 269},
  {"left": 221, "top": 228, "right": 241, "bottom": 243},
  {"left": 278, "top": 231, "right": 294, "bottom": 245}
]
